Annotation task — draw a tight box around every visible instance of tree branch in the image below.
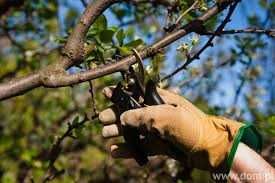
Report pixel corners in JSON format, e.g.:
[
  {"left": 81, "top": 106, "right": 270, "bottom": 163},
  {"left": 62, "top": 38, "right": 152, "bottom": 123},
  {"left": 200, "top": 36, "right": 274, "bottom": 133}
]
[
  {"left": 175, "top": 0, "right": 199, "bottom": 26},
  {"left": 204, "top": 28, "right": 275, "bottom": 37},
  {"left": 60, "top": 0, "right": 122, "bottom": 69},
  {"left": 233, "top": 59, "right": 252, "bottom": 105},
  {"left": 130, "top": 0, "right": 178, "bottom": 7},
  {"left": 0, "top": 0, "right": 238, "bottom": 101},
  {"left": 0, "top": 73, "right": 41, "bottom": 100},
  {"left": 80, "top": 0, "right": 88, "bottom": 7}
]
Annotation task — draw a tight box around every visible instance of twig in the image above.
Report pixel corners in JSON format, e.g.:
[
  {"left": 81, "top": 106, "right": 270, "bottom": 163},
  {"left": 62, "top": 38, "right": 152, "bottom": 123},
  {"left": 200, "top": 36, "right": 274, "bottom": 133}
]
[
  {"left": 84, "top": 62, "right": 97, "bottom": 115},
  {"left": 161, "top": 0, "right": 241, "bottom": 81},
  {"left": 204, "top": 28, "right": 275, "bottom": 37},
  {"left": 42, "top": 114, "right": 98, "bottom": 182},
  {"left": 175, "top": 0, "right": 199, "bottom": 26},
  {"left": 164, "top": 0, "right": 199, "bottom": 32},
  {"left": 80, "top": 0, "right": 88, "bottom": 7},
  {"left": 2, "top": 27, "right": 26, "bottom": 52},
  {"left": 233, "top": 59, "right": 252, "bottom": 105}
]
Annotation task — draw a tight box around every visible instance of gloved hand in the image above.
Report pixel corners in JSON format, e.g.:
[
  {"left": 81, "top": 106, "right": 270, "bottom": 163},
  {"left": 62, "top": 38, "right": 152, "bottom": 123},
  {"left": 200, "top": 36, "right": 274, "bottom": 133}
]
[{"left": 99, "top": 87, "right": 244, "bottom": 171}]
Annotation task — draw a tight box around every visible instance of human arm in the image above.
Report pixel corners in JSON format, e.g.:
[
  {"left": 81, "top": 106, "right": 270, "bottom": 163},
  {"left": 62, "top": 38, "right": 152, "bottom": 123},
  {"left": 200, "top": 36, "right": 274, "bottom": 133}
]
[{"left": 228, "top": 143, "right": 275, "bottom": 183}]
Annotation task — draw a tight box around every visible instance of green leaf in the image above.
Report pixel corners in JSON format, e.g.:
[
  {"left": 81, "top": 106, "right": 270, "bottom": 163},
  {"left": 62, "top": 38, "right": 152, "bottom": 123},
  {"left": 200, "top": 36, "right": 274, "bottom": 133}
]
[
  {"left": 72, "top": 116, "right": 79, "bottom": 126},
  {"left": 74, "top": 126, "right": 84, "bottom": 138},
  {"left": 103, "top": 48, "right": 116, "bottom": 59},
  {"left": 116, "top": 29, "right": 125, "bottom": 46},
  {"left": 55, "top": 36, "right": 67, "bottom": 44},
  {"left": 125, "top": 27, "right": 135, "bottom": 39},
  {"left": 124, "top": 39, "right": 143, "bottom": 48},
  {"left": 108, "top": 26, "right": 119, "bottom": 32},
  {"left": 86, "top": 55, "right": 95, "bottom": 62},
  {"left": 99, "top": 29, "right": 115, "bottom": 43},
  {"left": 96, "top": 46, "right": 105, "bottom": 62},
  {"left": 112, "top": 7, "right": 128, "bottom": 19},
  {"left": 1, "top": 172, "right": 16, "bottom": 183},
  {"left": 87, "top": 15, "right": 108, "bottom": 39},
  {"left": 87, "top": 29, "right": 98, "bottom": 39},
  {"left": 118, "top": 46, "right": 132, "bottom": 56},
  {"left": 93, "top": 15, "right": 107, "bottom": 31}
]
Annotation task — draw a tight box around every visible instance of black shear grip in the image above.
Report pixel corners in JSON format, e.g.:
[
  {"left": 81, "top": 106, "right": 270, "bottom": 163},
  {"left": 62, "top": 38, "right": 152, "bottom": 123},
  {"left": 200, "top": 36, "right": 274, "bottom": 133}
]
[
  {"left": 144, "top": 80, "right": 165, "bottom": 105},
  {"left": 111, "top": 80, "right": 164, "bottom": 166},
  {"left": 111, "top": 83, "right": 148, "bottom": 166}
]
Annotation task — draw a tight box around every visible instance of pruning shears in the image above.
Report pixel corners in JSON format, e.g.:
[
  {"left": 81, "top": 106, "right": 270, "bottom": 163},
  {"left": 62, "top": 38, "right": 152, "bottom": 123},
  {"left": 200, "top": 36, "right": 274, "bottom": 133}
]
[{"left": 110, "top": 49, "right": 165, "bottom": 166}]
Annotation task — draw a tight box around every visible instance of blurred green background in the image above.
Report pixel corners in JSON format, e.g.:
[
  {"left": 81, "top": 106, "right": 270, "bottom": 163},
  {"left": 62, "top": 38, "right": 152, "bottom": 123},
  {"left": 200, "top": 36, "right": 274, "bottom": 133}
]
[{"left": 0, "top": 0, "right": 274, "bottom": 182}]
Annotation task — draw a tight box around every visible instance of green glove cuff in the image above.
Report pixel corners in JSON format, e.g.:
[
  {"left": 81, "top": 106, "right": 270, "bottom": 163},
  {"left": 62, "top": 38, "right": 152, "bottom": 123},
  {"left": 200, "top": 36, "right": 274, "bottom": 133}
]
[{"left": 226, "top": 124, "right": 262, "bottom": 170}]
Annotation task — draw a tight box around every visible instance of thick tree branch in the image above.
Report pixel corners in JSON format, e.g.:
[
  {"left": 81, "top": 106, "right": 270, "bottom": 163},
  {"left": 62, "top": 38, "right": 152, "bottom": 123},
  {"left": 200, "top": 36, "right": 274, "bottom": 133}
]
[
  {"left": 0, "top": 0, "right": 237, "bottom": 101},
  {"left": 60, "top": 0, "right": 122, "bottom": 68},
  {"left": 0, "top": 73, "right": 41, "bottom": 100}
]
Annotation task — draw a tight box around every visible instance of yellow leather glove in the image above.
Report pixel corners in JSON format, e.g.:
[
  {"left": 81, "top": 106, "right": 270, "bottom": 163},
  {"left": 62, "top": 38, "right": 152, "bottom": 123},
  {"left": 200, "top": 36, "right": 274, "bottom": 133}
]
[{"left": 99, "top": 87, "right": 244, "bottom": 171}]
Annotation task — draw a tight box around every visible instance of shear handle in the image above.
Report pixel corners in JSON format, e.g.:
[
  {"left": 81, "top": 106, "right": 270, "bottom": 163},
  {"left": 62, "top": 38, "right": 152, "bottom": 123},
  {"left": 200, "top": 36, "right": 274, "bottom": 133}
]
[
  {"left": 111, "top": 83, "right": 148, "bottom": 166},
  {"left": 144, "top": 80, "right": 165, "bottom": 105}
]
